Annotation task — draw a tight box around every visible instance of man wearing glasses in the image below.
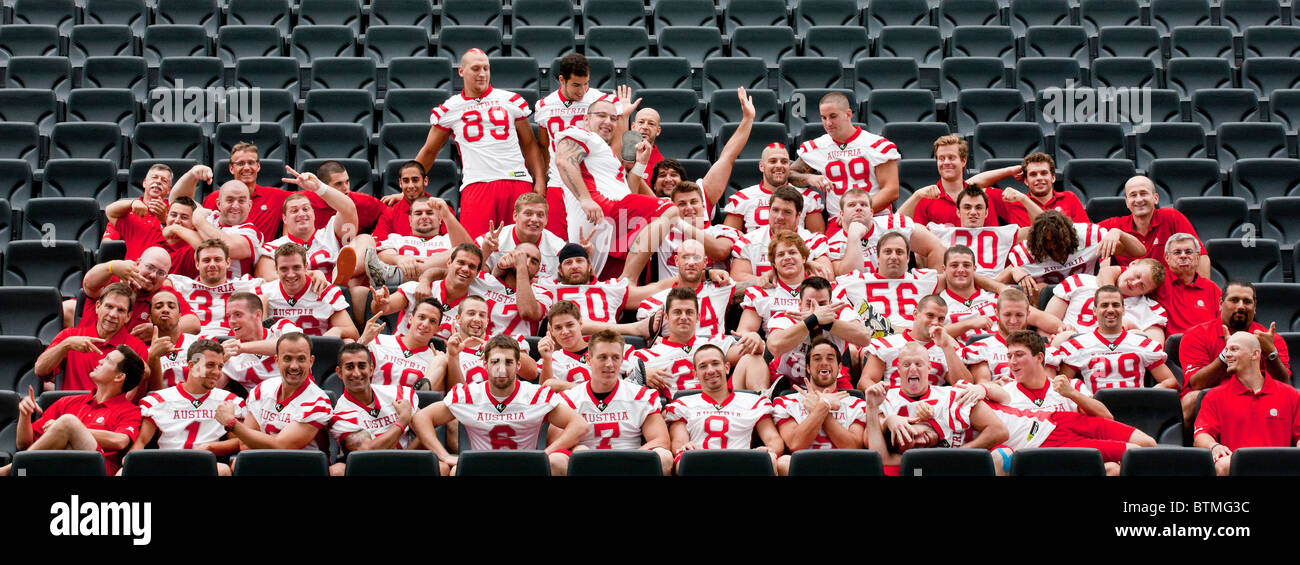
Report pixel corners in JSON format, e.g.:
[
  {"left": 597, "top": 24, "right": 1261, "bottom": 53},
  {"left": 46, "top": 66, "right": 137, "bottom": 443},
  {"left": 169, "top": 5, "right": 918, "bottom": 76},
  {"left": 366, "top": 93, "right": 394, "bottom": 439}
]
[{"left": 1152, "top": 233, "right": 1220, "bottom": 336}]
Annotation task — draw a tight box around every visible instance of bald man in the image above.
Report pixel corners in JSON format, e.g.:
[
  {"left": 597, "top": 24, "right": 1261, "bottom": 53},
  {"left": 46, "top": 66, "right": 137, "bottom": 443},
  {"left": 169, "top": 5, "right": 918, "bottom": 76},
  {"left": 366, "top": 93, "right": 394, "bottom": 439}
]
[
  {"left": 169, "top": 175, "right": 264, "bottom": 279},
  {"left": 1195, "top": 331, "right": 1300, "bottom": 475},
  {"left": 791, "top": 92, "right": 900, "bottom": 230},
  {"left": 1099, "top": 175, "right": 1209, "bottom": 277},
  {"left": 628, "top": 107, "right": 664, "bottom": 172},
  {"left": 77, "top": 246, "right": 199, "bottom": 340},
  {"left": 414, "top": 49, "right": 546, "bottom": 239}
]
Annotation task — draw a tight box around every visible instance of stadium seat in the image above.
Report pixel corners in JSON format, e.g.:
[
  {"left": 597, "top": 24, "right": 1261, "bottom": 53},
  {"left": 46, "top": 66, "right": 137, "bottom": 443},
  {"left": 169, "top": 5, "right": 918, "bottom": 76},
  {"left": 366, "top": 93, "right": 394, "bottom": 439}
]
[
  {"left": 345, "top": 450, "right": 440, "bottom": 476},
  {"left": 155, "top": 0, "right": 220, "bottom": 36},
  {"left": 899, "top": 448, "right": 995, "bottom": 476},
  {"left": 1174, "top": 196, "right": 1249, "bottom": 239},
  {"left": 724, "top": 0, "right": 788, "bottom": 35},
  {"left": 1193, "top": 91, "right": 1261, "bottom": 132},
  {"left": 1023, "top": 26, "right": 1090, "bottom": 66},
  {"left": 11, "top": 0, "right": 76, "bottom": 35},
  {"left": 157, "top": 56, "right": 224, "bottom": 91},
  {"left": 788, "top": 449, "right": 884, "bottom": 476},
  {"left": 583, "top": 26, "right": 650, "bottom": 68},
  {"left": 715, "top": 122, "right": 789, "bottom": 159},
  {"left": 948, "top": 26, "right": 1016, "bottom": 65},
  {"left": 1135, "top": 124, "right": 1209, "bottom": 170},
  {"left": 456, "top": 451, "right": 550, "bottom": 476},
  {"left": 1205, "top": 238, "right": 1284, "bottom": 285},
  {"left": 854, "top": 58, "right": 922, "bottom": 96},
  {"left": 708, "top": 89, "right": 779, "bottom": 132},
  {"left": 48, "top": 123, "right": 122, "bottom": 167},
  {"left": 863, "top": 89, "right": 936, "bottom": 132},
  {"left": 512, "top": 0, "right": 575, "bottom": 29},
  {"left": 233, "top": 450, "right": 329, "bottom": 476},
  {"left": 224, "top": 2, "right": 289, "bottom": 36},
  {"left": 362, "top": 26, "right": 427, "bottom": 67},
  {"left": 1011, "top": 448, "right": 1106, "bottom": 476},
  {"left": 0, "top": 25, "right": 61, "bottom": 68},
  {"left": 866, "top": 0, "right": 930, "bottom": 38},
  {"left": 972, "top": 122, "right": 1045, "bottom": 168},
  {"left": 234, "top": 57, "right": 299, "bottom": 93},
  {"left": 42, "top": 158, "right": 119, "bottom": 203},
  {"left": 566, "top": 449, "right": 664, "bottom": 476},
  {"left": 0, "top": 337, "right": 40, "bottom": 395},
  {"left": 510, "top": 27, "right": 574, "bottom": 63},
  {"left": 1094, "top": 388, "right": 1182, "bottom": 440},
  {"left": 122, "top": 450, "right": 218, "bottom": 476},
  {"left": 230, "top": 89, "right": 295, "bottom": 135},
  {"left": 0, "top": 289, "right": 60, "bottom": 345},
  {"left": 1168, "top": 58, "right": 1235, "bottom": 101},
  {"left": 310, "top": 57, "right": 378, "bottom": 97},
  {"left": 940, "top": 58, "right": 1006, "bottom": 106},
  {"left": 1091, "top": 57, "right": 1159, "bottom": 90},
  {"left": 875, "top": 26, "right": 945, "bottom": 69},
  {"left": 1230, "top": 447, "right": 1300, "bottom": 476},
  {"left": 1255, "top": 283, "right": 1300, "bottom": 332},
  {"left": 290, "top": 25, "right": 357, "bottom": 66},
  {"left": 11, "top": 451, "right": 105, "bottom": 476},
  {"left": 1144, "top": 88, "right": 1186, "bottom": 127},
  {"left": 938, "top": 0, "right": 1003, "bottom": 37},
  {"left": 440, "top": 0, "right": 503, "bottom": 31},
  {"left": 1056, "top": 123, "right": 1128, "bottom": 161},
  {"left": 0, "top": 198, "right": 9, "bottom": 248},
  {"left": 382, "top": 88, "right": 450, "bottom": 126},
  {"left": 729, "top": 26, "right": 797, "bottom": 65},
  {"left": 882, "top": 123, "right": 951, "bottom": 160},
  {"left": 777, "top": 57, "right": 843, "bottom": 98},
  {"left": 1150, "top": 0, "right": 1213, "bottom": 36},
  {"left": 1085, "top": 196, "right": 1130, "bottom": 223},
  {"left": 1122, "top": 447, "right": 1214, "bottom": 476},
  {"left": 0, "top": 124, "right": 40, "bottom": 173},
  {"left": 4, "top": 241, "right": 85, "bottom": 297},
  {"left": 69, "top": 25, "right": 134, "bottom": 67},
  {"left": 383, "top": 159, "right": 457, "bottom": 197},
  {"left": 22, "top": 197, "right": 106, "bottom": 249},
  {"left": 793, "top": 0, "right": 858, "bottom": 35},
  {"left": 1220, "top": 0, "right": 1282, "bottom": 35},
  {"left": 4, "top": 56, "right": 71, "bottom": 102},
  {"left": 294, "top": 0, "right": 362, "bottom": 34},
  {"left": 214, "top": 123, "right": 287, "bottom": 163},
  {"left": 1229, "top": 157, "right": 1300, "bottom": 205},
  {"left": 804, "top": 26, "right": 870, "bottom": 67},
  {"left": 294, "top": 123, "right": 370, "bottom": 164},
  {"left": 1163, "top": 334, "right": 1183, "bottom": 378},
  {"left": 216, "top": 26, "right": 283, "bottom": 68},
  {"left": 1009, "top": 0, "right": 1071, "bottom": 35},
  {"left": 387, "top": 57, "right": 453, "bottom": 91},
  {"left": 1267, "top": 90, "right": 1300, "bottom": 132},
  {"left": 132, "top": 123, "right": 208, "bottom": 162},
  {"left": 1080, "top": 0, "right": 1141, "bottom": 35},
  {"left": 1242, "top": 58, "right": 1300, "bottom": 103},
  {"left": 676, "top": 450, "right": 774, "bottom": 476},
  {"left": 1262, "top": 197, "right": 1300, "bottom": 248},
  {"left": 702, "top": 57, "right": 768, "bottom": 98},
  {"left": 0, "top": 89, "right": 54, "bottom": 138},
  {"left": 1149, "top": 159, "right": 1225, "bottom": 201},
  {"left": 378, "top": 123, "right": 432, "bottom": 166},
  {"left": 626, "top": 57, "right": 692, "bottom": 90},
  {"left": 1015, "top": 57, "right": 1081, "bottom": 103},
  {"left": 583, "top": 0, "right": 645, "bottom": 29},
  {"left": 654, "top": 0, "right": 717, "bottom": 31},
  {"left": 1097, "top": 26, "right": 1162, "bottom": 62},
  {"left": 143, "top": 25, "right": 210, "bottom": 66},
  {"left": 1062, "top": 159, "right": 1137, "bottom": 201},
  {"left": 1170, "top": 26, "right": 1234, "bottom": 59},
  {"left": 300, "top": 158, "right": 371, "bottom": 195},
  {"left": 1243, "top": 26, "right": 1300, "bottom": 58},
  {"left": 635, "top": 88, "right": 700, "bottom": 124},
  {"left": 0, "top": 162, "right": 34, "bottom": 208},
  {"left": 305, "top": 338, "right": 343, "bottom": 385},
  {"left": 38, "top": 391, "right": 86, "bottom": 411}
]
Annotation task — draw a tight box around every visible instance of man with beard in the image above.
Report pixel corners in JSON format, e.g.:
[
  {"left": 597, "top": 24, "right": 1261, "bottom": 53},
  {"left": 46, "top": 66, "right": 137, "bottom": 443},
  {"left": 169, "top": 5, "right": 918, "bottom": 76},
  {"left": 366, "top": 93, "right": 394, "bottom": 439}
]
[
  {"left": 217, "top": 292, "right": 301, "bottom": 393},
  {"left": 253, "top": 166, "right": 362, "bottom": 284},
  {"left": 372, "top": 160, "right": 435, "bottom": 243},
  {"left": 724, "top": 143, "right": 827, "bottom": 233},
  {"left": 1047, "top": 285, "right": 1178, "bottom": 392},
  {"left": 135, "top": 339, "right": 243, "bottom": 475},
  {"left": 920, "top": 186, "right": 1035, "bottom": 277},
  {"left": 216, "top": 332, "right": 333, "bottom": 452},
  {"left": 444, "top": 295, "right": 538, "bottom": 386},
  {"left": 363, "top": 195, "right": 472, "bottom": 286},
  {"left": 791, "top": 92, "right": 900, "bottom": 225},
  {"left": 833, "top": 232, "right": 941, "bottom": 331},
  {"left": 539, "top": 243, "right": 684, "bottom": 333},
  {"left": 362, "top": 298, "right": 446, "bottom": 390},
  {"left": 1099, "top": 175, "right": 1209, "bottom": 276},
  {"left": 1152, "top": 233, "right": 1222, "bottom": 335},
  {"left": 196, "top": 142, "right": 292, "bottom": 241},
  {"left": 826, "top": 187, "right": 947, "bottom": 274},
  {"left": 1180, "top": 281, "right": 1291, "bottom": 427},
  {"left": 665, "top": 345, "right": 784, "bottom": 472},
  {"left": 327, "top": 342, "right": 421, "bottom": 475},
  {"left": 860, "top": 295, "right": 973, "bottom": 390},
  {"left": 257, "top": 243, "right": 358, "bottom": 339},
  {"left": 1001, "top": 210, "right": 1145, "bottom": 294},
  {"left": 730, "top": 186, "right": 833, "bottom": 281},
  {"left": 39, "top": 283, "right": 151, "bottom": 393},
  {"left": 1195, "top": 331, "right": 1300, "bottom": 476},
  {"left": 767, "top": 277, "right": 870, "bottom": 390},
  {"left": 1049, "top": 260, "right": 1169, "bottom": 343},
  {"left": 477, "top": 192, "right": 568, "bottom": 283},
  {"left": 981, "top": 152, "right": 1089, "bottom": 228},
  {"left": 167, "top": 239, "right": 265, "bottom": 332},
  {"left": 772, "top": 338, "right": 868, "bottom": 475},
  {"left": 626, "top": 287, "right": 767, "bottom": 396},
  {"left": 79, "top": 246, "right": 200, "bottom": 339},
  {"left": 897, "top": 135, "right": 1018, "bottom": 228}
]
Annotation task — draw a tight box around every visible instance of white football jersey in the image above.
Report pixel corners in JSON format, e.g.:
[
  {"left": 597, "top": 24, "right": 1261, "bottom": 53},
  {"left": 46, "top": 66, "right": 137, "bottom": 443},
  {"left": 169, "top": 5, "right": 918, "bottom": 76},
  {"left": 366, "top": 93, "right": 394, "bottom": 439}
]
[
  {"left": 535, "top": 88, "right": 621, "bottom": 189},
  {"left": 1048, "top": 330, "right": 1167, "bottom": 392},
  {"left": 482, "top": 225, "right": 568, "bottom": 283},
  {"left": 731, "top": 226, "right": 830, "bottom": 276},
  {"left": 445, "top": 380, "right": 559, "bottom": 451},
  {"left": 257, "top": 280, "right": 348, "bottom": 336},
  {"left": 454, "top": 336, "right": 530, "bottom": 385},
  {"left": 767, "top": 306, "right": 861, "bottom": 385},
  {"left": 796, "top": 127, "right": 901, "bottom": 218},
  {"left": 663, "top": 390, "right": 773, "bottom": 450},
  {"left": 377, "top": 233, "right": 451, "bottom": 258},
  {"left": 368, "top": 333, "right": 438, "bottom": 387},
  {"left": 546, "top": 348, "right": 594, "bottom": 384},
  {"left": 625, "top": 335, "right": 737, "bottom": 398},
  {"left": 636, "top": 282, "right": 736, "bottom": 341},
  {"left": 655, "top": 223, "right": 742, "bottom": 278},
  {"left": 772, "top": 392, "right": 868, "bottom": 449},
  {"left": 999, "top": 379, "right": 1090, "bottom": 413},
  {"left": 1052, "top": 274, "right": 1168, "bottom": 333},
  {"left": 206, "top": 210, "right": 263, "bottom": 279},
  {"left": 260, "top": 215, "right": 345, "bottom": 274},
  {"left": 155, "top": 333, "right": 208, "bottom": 389},
  {"left": 880, "top": 385, "right": 973, "bottom": 447},
  {"left": 962, "top": 333, "right": 1013, "bottom": 382},
  {"left": 221, "top": 320, "right": 302, "bottom": 389},
  {"left": 928, "top": 224, "right": 1021, "bottom": 277},
  {"left": 723, "top": 184, "right": 826, "bottom": 233},
  {"left": 541, "top": 278, "right": 630, "bottom": 325},
  {"left": 554, "top": 125, "right": 630, "bottom": 202},
  {"left": 431, "top": 86, "right": 533, "bottom": 186},
  {"left": 243, "top": 376, "right": 333, "bottom": 451},
  {"left": 869, "top": 330, "right": 959, "bottom": 388},
  {"left": 939, "top": 287, "right": 999, "bottom": 342},
  {"left": 1007, "top": 223, "right": 1108, "bottom": 284},
  {"left": 834, "top": 269, "right": 940, "bottom": 330},
  {"left": 329, "top": 385, "right": 419, "bottom": 450},
  {"left": 474, "top": 272, "right": 548, "bottom": 338},
  {"left": 166, "top": 274, "right": 263, "bottom": 331},
  {"left": 558, "top": 379, "right": 660, "bottom": 450},
  {"left": 139, "top": 384, "right": 245, "bottom": 449},
  {"left": 825, "top": 214, "right": 918, "bottom": 273},
  {"left": 393, "top": 273, "right": 498, "bottom": 337},
  {"left": 984, "top": 402, "right": 1057, "bottom": 450},
  {"left": 739, "top": 279, "right": 805, "bottom": 327}
]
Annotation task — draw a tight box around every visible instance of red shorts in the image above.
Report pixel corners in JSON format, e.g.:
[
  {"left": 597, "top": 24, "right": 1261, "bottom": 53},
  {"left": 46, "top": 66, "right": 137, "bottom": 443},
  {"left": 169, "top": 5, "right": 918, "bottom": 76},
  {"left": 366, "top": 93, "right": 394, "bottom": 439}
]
[
  {"left": 460, "top": 179, "right": 534, "bottom": 240},
  {"left": 1041, "top": 411, "right": 1138, "bottom": 462},
  {"left": 594, "top": 192, "right": 672, "bottom": 259},
  {"left": 544, "top": 185, "right": 569, "bottom": 240}
]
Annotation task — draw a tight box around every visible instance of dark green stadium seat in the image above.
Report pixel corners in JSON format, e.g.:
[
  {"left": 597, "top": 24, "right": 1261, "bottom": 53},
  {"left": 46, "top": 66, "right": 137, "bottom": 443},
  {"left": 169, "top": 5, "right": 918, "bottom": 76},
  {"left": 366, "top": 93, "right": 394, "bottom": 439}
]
[
  {"left": 123, "top": 450, "right": 219, "bottom": 476},
  {"left": 233, "top": 450, "right": 329, "bottom": 476}
]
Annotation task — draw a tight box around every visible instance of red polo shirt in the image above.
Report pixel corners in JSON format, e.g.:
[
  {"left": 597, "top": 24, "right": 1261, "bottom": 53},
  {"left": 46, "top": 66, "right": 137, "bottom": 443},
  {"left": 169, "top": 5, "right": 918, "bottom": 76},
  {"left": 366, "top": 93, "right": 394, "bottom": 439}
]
[
  {"left": 372, "top": 191, "right": 435, "bottom": 242},
  {"left": 1179, "top": 319, "right": 1290, "bottom": 393},
  {"left": 203, "top": 183, "right": 290, "bottom": 242},
  {"left": 646, "top": 144, "right": 664, "bottom": 171},
  {"left": 46, "top": 326, "right": 149, "bottom": 393},
  {"left": 1153, "top": 273, "right": 1222, "bottom": 336},
  {"left": 78, "top": 285, "right": 194, "bottom": 336},
  {"left": 913, "top": 182, "right": 999, "bottom": 227},
  {"left": 304, "top": 190, "right": 385, "bottom": 234},
  {"left": 987, "top": 188, "right": 1089, "bottom": 227},
  {"left": 31, "top": 392, "right": 142, "bottom": 475},
  {"left": 1097, "top": 207, "right": 1205, "bottom": 269},
  {"left": 1194, "top": 375, "right": 1300, "bottom": 450}
]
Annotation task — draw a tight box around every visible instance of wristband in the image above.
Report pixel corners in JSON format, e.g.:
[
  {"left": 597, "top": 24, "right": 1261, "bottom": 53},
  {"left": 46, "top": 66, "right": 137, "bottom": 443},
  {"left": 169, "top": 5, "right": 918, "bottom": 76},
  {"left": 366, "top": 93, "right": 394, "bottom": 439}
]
[
  {"left": 223, "top": 419, "right": 236, "bottom": 432},
  {"left": 1217, "top": 351, "right": 1228, "bottom": 365},
  {"left": 391, "top": 423, "right": 407, "bottom": 435},
  {"left": 108, "top": 261, "right": 115, "bottom": 278},
  {"left": 804, "top": 314, "right": 820, "bottom": 333},
  {"left": 631, "top": 162, "right": 648, "bottom": 179}
]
